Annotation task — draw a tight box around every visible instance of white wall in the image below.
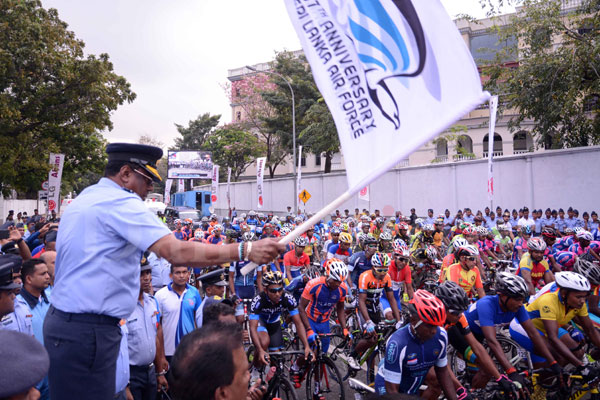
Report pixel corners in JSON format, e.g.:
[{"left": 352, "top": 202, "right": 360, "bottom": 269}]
[
  {"left": 0, "top": 199, "right": 40, "bottom": 224},
  {"left": 201, "top": 146, "right": 600, "bottom": 217}
]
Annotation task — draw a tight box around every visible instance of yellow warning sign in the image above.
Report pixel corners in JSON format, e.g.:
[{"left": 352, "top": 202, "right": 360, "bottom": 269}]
[{"left": 299, "top": 189, "right": 311, "bottom": 204}]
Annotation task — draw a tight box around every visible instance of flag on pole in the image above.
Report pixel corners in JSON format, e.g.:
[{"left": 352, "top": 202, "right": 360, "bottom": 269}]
[
  {"left": 284, "top": 0, "right": 489, "bottom": 192},
  {"left": 227, "top": 167, "right": 232, "bottom": 203},
  {"left": 256, "top": 157, "right": 266, "bottom": 209},
  {"left": 165, "top": 179, "right": 173, "bottom": 205},
  {"left": 47, "top": 153, "right": 64, "bottom": 213},
  {"left": 358, "top": 185, "right": 369, "bottom": 202},
  {"left": 211, "top": 165, "right": 219, "bottom": 203},
  {"left": 177, "top": 179, "right": 184, "bottom": 193},
  {"left": 487, "top": 95, "right": 498, "bottom": 201},
  {"left": 297, "top": 145, "right": 302, "bottom": 202}
]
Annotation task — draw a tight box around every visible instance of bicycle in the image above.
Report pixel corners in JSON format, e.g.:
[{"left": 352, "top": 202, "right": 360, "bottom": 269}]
[
  {"left": 528, "top": 363, "right": 600, "bottom": 400},
  {"left": 348, "top": 377, "right": 376, "bottom": 400},
  {"left": 259, "top": 350, "right": 304, "bottom": 400},
  {"left": 302, "top": 333, "right": 346, "bottom": 400}
]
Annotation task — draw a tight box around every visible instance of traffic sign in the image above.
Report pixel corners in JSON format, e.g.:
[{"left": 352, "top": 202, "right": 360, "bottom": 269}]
[
  {"left": 299, "top": 189, "right": 311, "bottom": 204},
  {"left": 42, "top": 181, "right": 49, "bottom": 190}
]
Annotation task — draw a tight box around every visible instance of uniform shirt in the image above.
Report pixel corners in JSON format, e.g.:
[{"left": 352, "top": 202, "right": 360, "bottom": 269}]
[
  {"left": 115, "top": 322, "right": 130, "bottom": 395},
  {"left": 52, "top": 178, "right": 171, "bottom": 318},
  {"left": 377, "top": 325, "right": 447, "bottom": 394},
  {"left": 526, "top": 282, "right": 589, "bottom": 335},
  {"left": 565, "top": 217, "right": 580, "bottom": 230},
  {"left": 283, "top": 250, "right": 310, "bottom": 274},
  {"left": 16, "top": 288, "right": 50, "bottom": 344},
  {"left": 518, "top": 217, "right": 536, "bottom": 229},
  {"left": 326, "top": 243, "right": 352, "bottom": 264},
  {"left": 555, "top": 217, "right": 567, "bottom": 233},
  {"left": 388, "top": 260, "right": 412, "bottom": 292},
  {"left": 126, "top": 293, "right": 160, "bottom": 366},
  {"left": 540, "top": 217, "right": 556, "bottom": 228},
  {"left": 464, "top": 295, "right": 529, "bottom": 337},
  {"left": 0, "top": 301, "right": 33, "bottom": 335},
  {"left": 463, "top": 214, "right": 475, "bottom": 223},
  {"left": 516, "top": 253, "right": 550, "bottom": 288},
  {"left": 229, "top": 260, "right": 256, "bottom": 288},
  {"left": 172, "top": 230, "right": 188, "bottom": 241},
  {"left": 148, "top": 252, "right": 171, "bottom": 290},
  {"left": 301, "top": 277, "right": 348, "bottom": 323},
  {"left": 155, "top": 283, "right": 202, "bottom": 356},
  {"left": 442, "top": 263, "right": 482, "bottom": 297}
]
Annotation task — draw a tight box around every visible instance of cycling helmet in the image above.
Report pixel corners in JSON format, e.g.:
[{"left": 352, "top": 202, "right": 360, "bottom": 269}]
[
  {"left": 330, "top": 227, "right": 341, "bottom": 235},
  {"left": 212, "top": 224, "right": 223, "bottom": 233},
  {"left": 201, "top": 216, "right": 209, "bottom": 223},
  {"left": 325, "top": 258, "right": 348, "bottom": 281},
  {"left": 554, "top": 271, "right": 591, "bottom": 292},
  {"left": 527, "top": 237, "right": 547, "bottom": 251},
  {"left": 248, "top": 210, "right": 256, "bottom": 217},
  {"left": 356, "top": 232, "right": 368, "bottom": 244},
  {"left": 392, "top": 239, "right": 407, "bottom": 253},
  {"left": 341, "top": 223, "right": 350, "bottom": 232},
  {"left": 185, "top": 218, "right": 193, "bottom": 225},
  {"left": 371, "top": 252, "right": 391, "bottom": 268},
  {"left": 576, "top": 230, "right": 594, "bottom": 241},
  {"left": 210, "top": 214, "right": 217, "bottom": 220},
  {"left": 520, "top": 225, "right": 532, "bottom": 235},
  {"left": 363, "top": 234, "right": 378, "bottom": 246},
  {"left": 422, "top": 224, "right": 434, "bottom": 232},
  {"left": 222, "top": 216, "right": 230, "bottom": 223},
  {"left": 240, "top": 213, "right": 247, "bottom": 219},
  {"left": 408, "top": 290, "right": 446, "bottom": 326},
  {"left": 304, "top": 264, "right": 322, "bottom": 280},
  {"left": 574, "top": 227, "right": 585, "bottom": 235},
  {"left": 477, "top": 226, "right": 489, "bottom": 235},
  {"left": 258, "top": 213, "right": 265, "bottom": 219},
  {"left": 283, "top": 223, "right": 293, "bottom": 229},
  {"left": 542, "top": 226, "right": 557, "bottom": 238},
  {"left": 452, "top": 237, "right": 469, "bottom": 249},
  {"left": 495, "top": 272, "right": 529, "bottom": 299},
  {"left": 262, "top": 270, "right": 283, "bottom": 287},
  {"left": 379, "top": 231, "right": 393, "bottom": 241},
  {"left": 339, "top": 232, "right": 353, "bottom": 244},
  {"left": 295, "top": 217, "right": 304, "bottom": 224},
  {"left": 462, "top": 226, "right": 476, "bottom": 235},
  {"left": 415, "top": 218, "right": 424, "bottom": 227},
  {"left": 422, "top": 280, "right": 439, "bottom": 294},
  {"left": 456, "top": 245, "right": 479, "bottom": 258},
  {"left": 225, "top": 229, "right": 239, "bottom": 239},
  {"left": 294, "top": 236, "right": 309, "bottom": 247},
  {"left": 575, "top": 258, "right": 600, "bottom": 285},
  {"left": 280, "top": 227, "right": 291, "bottom": 236},
  {"left": 498, "top": 224, "right": 510, "bottom": 231},
  {"left": 255, "top": 226, "right": 263, "bottom": 235},
  {"left": 174, "top": 218, "right": 182, "bottom": 225},
  {"left": 398, "top": 222, "right": 409, "bottom": 230},
  {"left": 425, "top": 245, "right": 438, "bottom": 260},
  {"left": 565, "top": 227, "right": 575, "bottom": 234},
  {"left": 375, "top": 217, "right": 385, "bottom": 225},
  {"left": 360, "top": 215, "right": 370, "bottom": 222},
  {"left": 242, "top": 231, "right": 257, "bottom": 242},
  {"left": 194, "top": 230, "right": 203, "bottom": 239},
  {"left": 435, "top": 281, "right": 470, "bottom": 314}
]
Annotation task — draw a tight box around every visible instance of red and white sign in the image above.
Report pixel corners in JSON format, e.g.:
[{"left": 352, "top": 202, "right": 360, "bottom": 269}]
[
  {"left": 256, "top": 157, "right": 266, "bottom": 209},
  {"left": 359, "top": 186, "right": 369, "bottom": 202},
  {"left": 47, "top": 154, "right": 64, "bottom": 212},
  {"left": 211, "top": 165, "right": 219, "bottom": 203},
  {"left": 41, "top": 181, "right": 49, "bottom": 190},
  {"left": 487, "top": 95, "right": 498, "bottom": 202}
]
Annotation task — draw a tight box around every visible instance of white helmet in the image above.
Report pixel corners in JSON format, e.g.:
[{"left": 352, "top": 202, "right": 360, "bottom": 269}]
[
  {"left": 527, "top": 237, "right": 547, "bottom": 252},
  {"left": 554, "top": 271, "right": 591, "bottom": 292},
  {"left": 453, "top": 237, "right": 469, "bottom": 249},
  {"left": 576, "top": 230, "right": 594, "bottom": 241},
  {"left": 477, "top": 226, "right": 488, "bottom": 235},
  {"left": 457, "top": 244, "right": 479, "bottom": 257},
  {"left": 326, "top": 258, "right": 348, "bottom": 282}
]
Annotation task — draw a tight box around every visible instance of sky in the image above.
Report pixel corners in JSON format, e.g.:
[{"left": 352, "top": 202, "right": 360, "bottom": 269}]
[{"left": 41, "top": 0, "right": 514, "bottom": 149}]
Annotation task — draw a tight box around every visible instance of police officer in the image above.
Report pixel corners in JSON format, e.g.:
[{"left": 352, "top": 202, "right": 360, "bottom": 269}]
[
  {"left": 126, "top": 254, "right": 168, "bottom": 400},
  {"left": 196, "top": 269, "right": 231, "bottom": 327},
  {"left": 44, "top": 143, "right": 284, "bottom": 400},
  {"left": 0, "top": 255, "right": 21, "bottom": 323}
]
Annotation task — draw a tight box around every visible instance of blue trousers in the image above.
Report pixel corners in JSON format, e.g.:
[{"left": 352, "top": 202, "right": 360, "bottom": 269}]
[{"left": 43, "top": 306, "right": 121, "bottom": 400}]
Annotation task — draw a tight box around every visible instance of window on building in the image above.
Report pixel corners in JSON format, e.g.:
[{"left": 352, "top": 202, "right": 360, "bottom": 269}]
[
  {"left": 315, "top": 154, "right": 321, "bottom": 166},
  {"left": 235, "top": 87, "right": 240, "bottom": 97},
  {"left": 457, "top": 135, "right": 473, "bottom": 153},
  {"left": 301, "top": 155, "right": 306, "bottom": 167},
  {"left": 236, "top": 111, "right": 241, "bottom": 121},
  {"left": 436, "top": 139, "right": 448, "bottom": 156},
  {"left": 470, "top": 31, "right": 517, "bottom": 65},
  {"left": 513, "top": 131, "right": 533, "bottom": 152},
  {"left": 483, "top": 133, "right": 503, "bottom": 155}
]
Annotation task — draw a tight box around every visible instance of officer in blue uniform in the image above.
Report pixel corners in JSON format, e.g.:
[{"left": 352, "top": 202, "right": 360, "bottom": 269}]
[
  {"left": 0, "top": 256, "right": 21, "bottom": 323},
  {"left": 44, "top": 143, "right": 284, "bottom": 400}
]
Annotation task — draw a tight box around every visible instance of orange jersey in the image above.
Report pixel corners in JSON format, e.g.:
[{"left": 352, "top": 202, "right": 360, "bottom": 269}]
[
  {"left": 443, "top": 263, "right": 483, "bottom": 296},
  {"left": 301, "top": 277, "right": 348, "bottom": 323},
  {"left": 358, "top": 270, "right": 392, "bottom": 301}
]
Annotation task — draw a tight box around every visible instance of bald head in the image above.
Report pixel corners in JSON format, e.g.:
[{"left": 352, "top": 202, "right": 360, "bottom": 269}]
[{"left": 40, "top": 251, "right": 56, "bottom": 284}]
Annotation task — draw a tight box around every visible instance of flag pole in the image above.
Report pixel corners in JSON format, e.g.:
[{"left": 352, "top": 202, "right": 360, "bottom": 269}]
[{"left": 241, "top": 188, "right": 356, "bottom": 275}]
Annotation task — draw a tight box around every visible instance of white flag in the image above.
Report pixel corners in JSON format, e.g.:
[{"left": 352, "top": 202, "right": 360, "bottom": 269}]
[
  {"left": 488, "top": 96, "right": 498, "bottom": 201},
  {"left": 284, "top": 0, "right": 489, "bottom": 191},
  {"left": 297, "top": 145, "right": 302, "bottom": 202},
  {"left": 47, "top": 153, "right": 64, "bottom": 213},
  {"left": 177, "top": 179, "right": 184, "bottom": 193},
  {"left": 358, "top": 185, "right": 369, "bottom": 202},
  {"left": 211, "top": 165, "right": 219, "bottom": 203},
  {"left": 165, "top": 179, "right": 173, "bottom": 205},
  {"left": 256, "top": 157, "right": 266, "bottom": 209},
  {"left": 227, "top": 167, "right": 232, "bottom": 205}
]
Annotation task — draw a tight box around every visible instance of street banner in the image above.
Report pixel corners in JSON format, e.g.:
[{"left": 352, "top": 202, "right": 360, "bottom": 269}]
[
  {"left": 297, "top": 145, "right": 302, "bottom": 202},
  {"left": 358, "top": 185, "right": 369, "bottom": 202},
  {"left": 227, "top": 167, "right": 232, "bottom": 208},
  {"left": 487, "top": 95, "right": 498, "bottom": 202},
  {"left": 256, "top": 157, "right": 266, "bottom": 209},
  {"left": 284, "top": 0, "right": 489, "bottom": 192},
  {"left": 47, "top": 153, "right": 64, "bottom": 213},
  {"left": 177, "top": 179, "right": 184, "bottom": 193},
  {"left": 165, "top": 179, "right": 173, "bottom": 205},
  {"left": 211, "top": 165, "right": 219, "bottom": 203}
]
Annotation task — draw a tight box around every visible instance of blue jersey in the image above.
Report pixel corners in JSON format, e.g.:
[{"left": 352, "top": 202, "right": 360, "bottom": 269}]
[
  {"left": 249, "top": 291, "right": 298, "bottom": 325},
  {"left": 348, "top": 251, "right": 372, "bottom": 286},
  {"left": 376, "top": 325, "right": 448, "bottom": 395},
  {"left": 229, "top": 260, "right": 255, "bottom": 287},
  {"left": 464, "top": 295, "right": 529, "bottom": 336}
]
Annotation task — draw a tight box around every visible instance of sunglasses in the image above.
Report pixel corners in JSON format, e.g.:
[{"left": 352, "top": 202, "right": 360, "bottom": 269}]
[
  {"left": 133, "top": 168, "right": 154, "bottom": 185},
  {"left": 394, "top": 256, "right": 409, "bottom": 263},
  {"left": 366, "top": 244, "right": 378, "bottom": 248},
  {"left": 465, "top": 256, "right": 476, "bottom": 261},
  {"left": 374, "top": 268, "right": 388, "bottom": 274},
  {"left": 268, "top": 287, "right": 283, "bottom": 293}
]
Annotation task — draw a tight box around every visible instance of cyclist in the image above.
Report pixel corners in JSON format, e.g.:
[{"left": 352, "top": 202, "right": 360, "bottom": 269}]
[
  {"left": 464, "top": 272, "right": 559, "bottom": 390},
  {"left": 374, "top": 290, "right": 457, "bottom": 399},
  {"left": 204, "top": 224, "right": 223, "bottom": 245},
  {"left": 516, "top": 237, "right": 554, "bottom": 295},
  {"left": 283, "top": 236, "right": 310, "bottom": 285},
  {"left": 512, "top": 225, "right": 532, "bottom": 269},
  {"left": 441, "top": 245, "right": 485, "bottom": 299},
  {"left": 229, "top": 236, "right": 257, "bottom": 323},
  {"left": 541, "top": 227, "right": 561, "bottom": 272},
  {"left": 570, "top": 230, "right": 600, "bottom": 263},
  {"left": 347, "top": 234, "right": 379, "bottom": 289},
  {"left": 379, "top": 230, "right": 393, "bottom": 253},
  {"left": 441, "top": 237, "right": 468, "bottom": 274},
  {"left": 326, "top": 232, "right": 353, "bottom": 264},
  {"left": 323, "top": 227, "right": 340, "bottom": 254},
  {"left": 302, "top": 226, "right": 321, "bottom": 264},
  {"left": 509, "top": 271, "right": 600, "bottom": 373},
  {"left": 348, "top": 252, "right": 401, "bottom": 370},
  {"left": 476, "top": 226, "right": 498, "bottom": 269},
  {"left": 423, "top": 281, "right": 518, "bottom": 398},
  {"left": 370, "top": 217, "right": 385, "bottom": 240},
  {"left": 397, "top": 222, "right": 411, "bottom": 244},
  {"left": 574, "top": 258, "right": 600, "bottom": 326},
  {"left": 249, "top": 270, "right": 313, "bottom": 367},
  {"left": 495, "top": 224, "right": 514, "bottom": 259},
  {"left": 411, "top": 224, "right": 435, "bottom": 252},
  {"left": 383, "top": 241, "right": 414, "bottom": 320}
]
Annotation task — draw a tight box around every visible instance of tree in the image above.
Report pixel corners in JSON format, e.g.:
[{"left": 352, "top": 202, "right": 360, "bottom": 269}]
[
  {"left": 172, "top": 113, "right": 221, "bottom": 150},
  {"left": 205, "top": 125, "right": 266, "bottom": 181},
  {"left": 138, "top": 134, "right": 165, "bottom": 150},
  {"left": 481, "top": 0, "right": 600, "bottom": 147},
  {"left": 0, "top": 0, "right": 135, "bottom": 197},
  {"left": 300, "top": 98, "right": 339, "bottom": 172}
]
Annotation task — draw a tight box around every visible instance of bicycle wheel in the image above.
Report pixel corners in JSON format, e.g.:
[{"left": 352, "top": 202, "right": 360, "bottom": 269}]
[
  {"left": 305, "top": 356, "right": 345, "bottom": 400},
  {"left": 447, "top": 345, "right": 467, "bottom": 381},
  {"left": 366, "top": 348, "right": 381, "bottom": 386},
  {"left": 268, "top": 376, "right": 298, "bottom": 400},
  {"left": 485, "top": 334, "right": 532, "bottom": 372}
]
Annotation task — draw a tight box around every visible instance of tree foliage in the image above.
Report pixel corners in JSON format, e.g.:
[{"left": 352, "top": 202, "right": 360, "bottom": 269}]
[
  {"left": 172, "top": 113, "right": 221, "bottom": 150},
  {"left": 0, "top": 0, "right": 136, "bottom": 197},
  {"left": 481, "top": 0, "right": 600, "bottom": 148}
]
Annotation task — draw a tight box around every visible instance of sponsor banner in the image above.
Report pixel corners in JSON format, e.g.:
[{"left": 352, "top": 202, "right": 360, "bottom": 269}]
[
  {"left": 211, "top": 165, "right": 219, "bottom": 203},
  {"left": 358, "top": 185, "right": 369, "bottom": 202},
  {"left": 167, "top": 150, "right": 213, "bottom": 179},
  {"left": 47, "top": 153, "right": 64, "bottom": 212},
  {"left": 256, "top": 157, "right": 266, "bottom": 209},
  {"left": 177, "top": 179, "right": 184, "bottom": 193},
  {"left": 164, "top": 179, "right": 173, "bottom": 205},
  {"left": 488, "top": 95, "right": 498, "bottom": 201}
]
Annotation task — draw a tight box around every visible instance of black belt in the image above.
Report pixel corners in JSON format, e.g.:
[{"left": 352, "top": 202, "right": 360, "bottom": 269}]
[
  {"left": 50, "top": 305, "right": 120, "bottom": 326},
  {"left": 130, "top": 363, "right": 154, "bottom": 372}
]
